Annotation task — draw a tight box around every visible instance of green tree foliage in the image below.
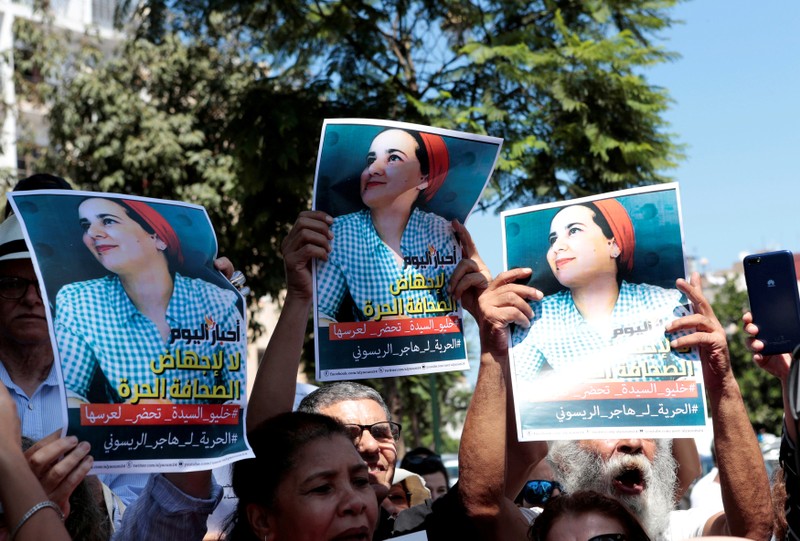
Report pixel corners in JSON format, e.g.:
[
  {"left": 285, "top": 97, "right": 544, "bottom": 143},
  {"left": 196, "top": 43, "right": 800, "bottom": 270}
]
[
  {"left": 12, "top": 14, "right": 324, "bottom": 299},
  {"left": 710, "top": 278, "right": 784, "bottom": 434},
  {"left": 9, "top": 0, "right": 685, "bottom": 447},
  {"left": 168, "top": 0, "right": 684, "bottom": 206}
]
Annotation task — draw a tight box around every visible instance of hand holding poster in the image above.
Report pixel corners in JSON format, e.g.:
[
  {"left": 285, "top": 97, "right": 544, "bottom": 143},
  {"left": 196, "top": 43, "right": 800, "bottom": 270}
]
[
  {"left": 313, "top": 119, "right": 502, "bottom": 381},
  {"left": 9, "top": 190, "right": 253, "bottom": 472},
  {"left": 503, "top": 184, "right": 708, "bottom": 440}
]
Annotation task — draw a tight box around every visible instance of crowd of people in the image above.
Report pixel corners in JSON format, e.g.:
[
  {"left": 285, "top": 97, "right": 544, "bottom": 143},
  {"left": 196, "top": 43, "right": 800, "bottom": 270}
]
[{"left": 0, "top": 172, "right": 796, "bottom": 541}]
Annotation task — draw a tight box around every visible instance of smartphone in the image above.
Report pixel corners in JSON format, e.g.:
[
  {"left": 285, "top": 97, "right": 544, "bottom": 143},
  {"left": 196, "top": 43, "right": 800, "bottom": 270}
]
[{"left": 743, "top": 250, "right": 800, "bottom": 355}]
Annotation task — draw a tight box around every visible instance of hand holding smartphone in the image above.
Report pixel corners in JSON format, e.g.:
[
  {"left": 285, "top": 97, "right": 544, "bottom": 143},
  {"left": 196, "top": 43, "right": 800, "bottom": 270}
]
[{"left": 743, "top": 250, "right": 800, "bottom": 355}]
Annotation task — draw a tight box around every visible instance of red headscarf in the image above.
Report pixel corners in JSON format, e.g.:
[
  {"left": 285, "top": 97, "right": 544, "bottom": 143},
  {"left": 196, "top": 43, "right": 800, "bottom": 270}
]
[
  {"left": 122, "top": 199, "right": 185, "bottom": 267},
  {"left": 593, "top": 198, "right": 635, "bottom": 274},
  {"left": 419, "top": 133, "right": 449, "bottom": 203}
]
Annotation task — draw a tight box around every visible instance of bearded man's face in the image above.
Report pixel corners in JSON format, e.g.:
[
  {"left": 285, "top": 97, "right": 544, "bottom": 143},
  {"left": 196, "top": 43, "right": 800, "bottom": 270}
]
[{"left": 548, "top": 439, "right": 677, "bottom": 538}]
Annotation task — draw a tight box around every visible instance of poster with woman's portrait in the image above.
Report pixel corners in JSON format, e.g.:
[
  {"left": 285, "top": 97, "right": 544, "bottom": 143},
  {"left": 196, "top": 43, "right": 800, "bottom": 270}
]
[
  {"left": 502, "top": 184, "right": 708, "bottom": 441},
  {"left": 8, "top": 190, "right": 253, "bottom": 473},
  {"left": 313, "top": 119, "right": 503, "bottom": 381}
]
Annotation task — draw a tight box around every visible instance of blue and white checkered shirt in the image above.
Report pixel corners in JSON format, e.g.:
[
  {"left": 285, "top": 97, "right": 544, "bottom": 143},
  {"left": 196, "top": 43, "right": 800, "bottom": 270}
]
[
  {"left": 55, "top": 273, "right": 245, "bottom": 404},
  {"left": 316, "top": 208, "right": 459, "bottom": 321},
  {"left": 511, "top": 281, "right": 698, "bottom": 383}
]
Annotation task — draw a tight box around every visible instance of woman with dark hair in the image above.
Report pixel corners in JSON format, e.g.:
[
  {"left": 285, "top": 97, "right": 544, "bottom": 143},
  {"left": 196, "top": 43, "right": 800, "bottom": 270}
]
[
  {"left": 316, "top": 128, "right": 458, "bottom": 323},
  {"left": 55, "top": 197, "right": 245, "bottom": 404},
  {"left": 222, "top": 412, "right": 378, "bottom": 541},
  {"left": 401, "top": 447, "right": 450, "bottom": 502},
  {"left": 529, "top": 490, "right": 651, "bottom": 541},
  {"left": 511, "top": 198, "right": 697, "bottom": 381}
]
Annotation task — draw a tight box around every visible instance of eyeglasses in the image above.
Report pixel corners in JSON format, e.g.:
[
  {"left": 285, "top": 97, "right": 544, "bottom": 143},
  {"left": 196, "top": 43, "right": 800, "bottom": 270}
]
[
  {"left": 587, "top": 535, "right": 627, "bottom": 541},
  {"left": 522, "top": 479, "right": 563, "bottom": 506},
  {"left": 0, "top": 277, "right": 41, "bottom": 300},
  {"left": 342, "top": 421, "right": 401, "bottom": 445}
]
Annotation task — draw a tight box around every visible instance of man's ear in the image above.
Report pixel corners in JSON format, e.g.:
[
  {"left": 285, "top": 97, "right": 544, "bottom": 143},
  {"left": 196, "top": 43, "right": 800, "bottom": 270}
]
[{"left": 247, "top": 503, "right": 275, "bottom": 541}]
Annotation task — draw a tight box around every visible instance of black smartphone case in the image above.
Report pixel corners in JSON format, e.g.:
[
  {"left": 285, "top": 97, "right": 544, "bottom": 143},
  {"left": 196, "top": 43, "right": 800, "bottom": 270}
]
[{"left": 744, "top": 250, "right": 800, "bottom": 355}]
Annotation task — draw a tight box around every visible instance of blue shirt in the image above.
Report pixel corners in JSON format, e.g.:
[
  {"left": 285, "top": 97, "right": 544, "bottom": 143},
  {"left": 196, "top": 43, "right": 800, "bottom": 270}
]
[
  {"left": 511, "top": 281, "right": 698, "bottom": 383},
  {"left": 0, "top": 361, "right": 63, "bottom": 440},
  {"left": 110, "top": 473, "right": 222, "bottom": 541},
  {"left": 316, "top": 208, "right": 459, "bottom": 321},
  {"left": 55, "top": 273, "right": 245, "bottom": 404}
]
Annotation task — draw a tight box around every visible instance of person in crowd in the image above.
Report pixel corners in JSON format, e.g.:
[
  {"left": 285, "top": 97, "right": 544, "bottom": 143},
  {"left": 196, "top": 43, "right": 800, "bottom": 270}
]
[
  {"left": 382, "top": 468, "right": 430, "bottom": 519},
  {"left": 743, "top": 310, "right": 799, "bottom": 540},
  {"left": 0, "top": 185, "right": 231, "bottom": 539},
  {"left": 457, "top": 266, "right": 773, "bottom": 540},
  {"left": 296, "top": 381, "right": 401, "bottom": 507},
  {"left": 316, "top": 128, "right": 457, "bottom": 323},
  {"left": 529, "top": 490, "right": 652, "bottom": 541},
  {"left": 511, "top": 198, "right": 696, "bottom": 381},
  {"left": 55, "top": 196, "right": 245, "bottom": 404},
  {"left": 0, "top": 380, "right": 71, "bottom": 541},
  {"left": 401, "top": 447, "right": 450, "bottom": 502},
  {"left": 221, "top": 411, "right": 378, "bottom": 541}
]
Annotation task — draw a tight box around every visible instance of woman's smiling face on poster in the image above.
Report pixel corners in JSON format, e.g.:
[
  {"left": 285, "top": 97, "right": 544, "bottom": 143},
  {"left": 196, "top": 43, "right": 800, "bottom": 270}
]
[
  {"left": 546, "top": 205, "right": 618, "bottom": 289},
  {"left": 79, "top": 198, "right": 163, "bottom": 274},
  {"left": 360, "top": 129, "right": 428, "bottom": 212}
]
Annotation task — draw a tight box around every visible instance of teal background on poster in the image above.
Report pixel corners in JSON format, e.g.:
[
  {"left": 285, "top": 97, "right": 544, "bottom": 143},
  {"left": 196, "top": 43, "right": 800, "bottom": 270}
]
[
  {"left": 314, "top": 123, "right": 499, "bottom": 222},
  {"left": 317, "top": 332, "right": 466, "bottom": 371},
  {"left": 519, "top": 392, "right": 707, "bottom": 431},
  {"left": 504, "top": 189, "right": 686, "bottom": 296},
  {"left": 11, "top": 192, "right": 242, "bottom": 313}
]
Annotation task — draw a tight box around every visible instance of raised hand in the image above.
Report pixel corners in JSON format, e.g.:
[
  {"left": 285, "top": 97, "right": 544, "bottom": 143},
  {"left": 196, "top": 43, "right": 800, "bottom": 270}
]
[
  {"left": 476, "top": 268, "right": 543, "bottom": 355},
  {"left": 281, "top": 210, "right": 334, "bottom": 302},
  {"left": 24, "top": 430, "right": 93, "bottom": 517},
  {"left": 743, "top": 310, "right": 792, "bottom": 381},
  {"left": 449, "top": 220, "right": 492, "bottom": 318},
  {"left": 667, "top": 272, "right": 731, "bottom": 389}
]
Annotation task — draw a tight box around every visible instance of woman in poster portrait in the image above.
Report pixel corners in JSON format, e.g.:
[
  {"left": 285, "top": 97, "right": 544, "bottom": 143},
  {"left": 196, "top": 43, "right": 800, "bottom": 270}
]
[
  {"left": 55, "top": 197, "right": 245, "bottom": 404},
  {"left": 511, "top": 198, "right": 698, "bottom": 382},
  {"left": 316, "top": 128, "right": 459, "bottom": 323}
]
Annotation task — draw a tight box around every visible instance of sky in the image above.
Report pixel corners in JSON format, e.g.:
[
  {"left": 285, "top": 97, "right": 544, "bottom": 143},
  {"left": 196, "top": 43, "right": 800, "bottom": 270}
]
[{"left": 468, "top": 0, "right": 800, "bottom": 277}]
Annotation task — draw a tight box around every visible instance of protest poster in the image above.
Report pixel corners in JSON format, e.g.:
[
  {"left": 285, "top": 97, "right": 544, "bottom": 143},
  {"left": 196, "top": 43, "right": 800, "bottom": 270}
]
[
  {"left": 313, "top": 119, "right": 502, "bottom": 381},
  {"left": 9, "top": 190, "right": 253, "bottom": 473},
  {"left": 502, "top": 183, "right": 709, "bottom": 441}
]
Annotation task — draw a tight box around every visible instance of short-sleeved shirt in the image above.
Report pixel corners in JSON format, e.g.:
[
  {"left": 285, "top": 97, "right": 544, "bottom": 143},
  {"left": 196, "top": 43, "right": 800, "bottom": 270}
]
[
  {"left": 316, "top": 208, "right": 459, "bottom": 322},
  {"left": 56, "top": 273, "right": 245, "bottom": 404},
  {"left": 511, "top": 281, "right": 698, "bottom": 383}
]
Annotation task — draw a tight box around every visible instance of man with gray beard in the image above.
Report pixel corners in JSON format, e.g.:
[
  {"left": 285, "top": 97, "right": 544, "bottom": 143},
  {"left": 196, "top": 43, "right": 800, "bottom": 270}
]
[
  {"left": 459, "top": 269, "right": 773, "bottom": 541},
  {"left": 548, "top": 439, "right": 677, "bottom": 538}
]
